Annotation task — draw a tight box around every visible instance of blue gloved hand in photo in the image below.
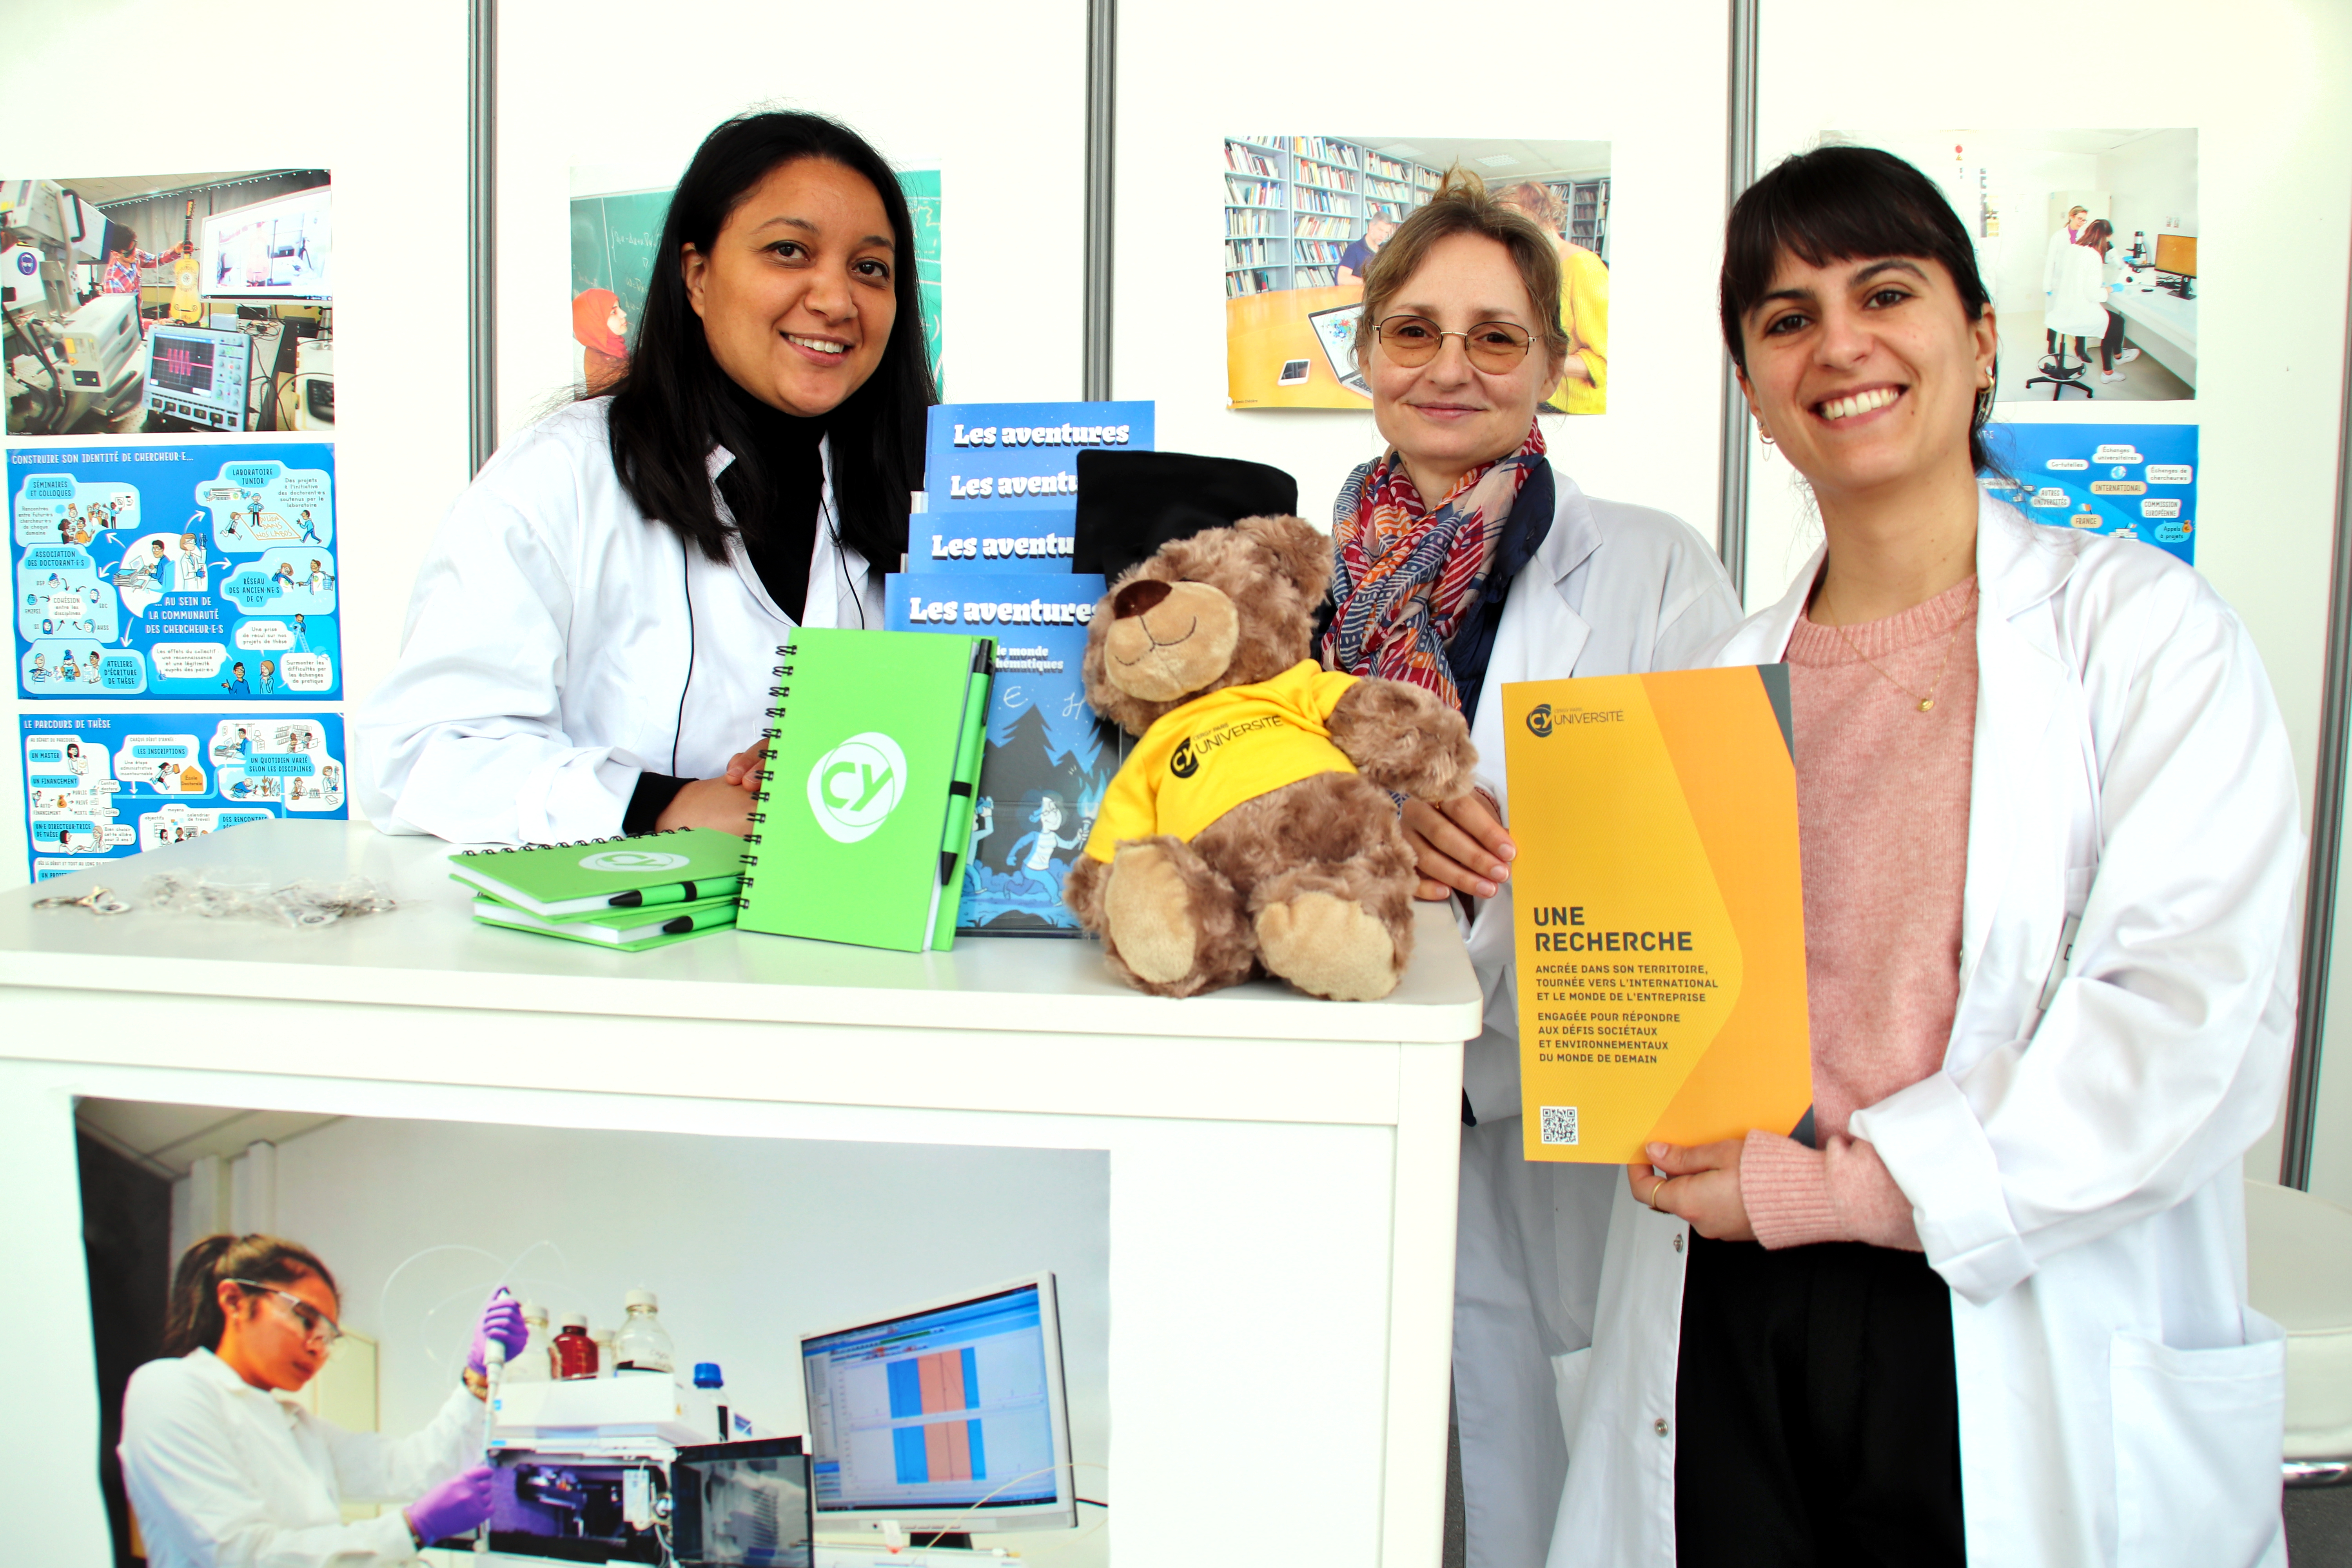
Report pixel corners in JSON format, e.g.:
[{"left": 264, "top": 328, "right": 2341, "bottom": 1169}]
[
  {"left": 467, "top": 1288, "right": 529, "bottom": 1375},
  {"left": 406, "top": 1465, "right": 495, "bottom": 1543}
]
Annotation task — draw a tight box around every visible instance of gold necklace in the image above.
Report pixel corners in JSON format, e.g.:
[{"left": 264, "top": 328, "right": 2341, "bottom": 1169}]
[{"left": 1821, "top": 579, "right": 1979, "bottom": 713}]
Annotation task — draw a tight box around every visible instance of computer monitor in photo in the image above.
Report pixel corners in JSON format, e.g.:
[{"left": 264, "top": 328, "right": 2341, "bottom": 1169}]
[
  {"left": 799, "top": 1274, "right": 1078, "bottom": 1539},
  {"left": 2153, "top": 232, "right": 2198, "bottom": 279}
]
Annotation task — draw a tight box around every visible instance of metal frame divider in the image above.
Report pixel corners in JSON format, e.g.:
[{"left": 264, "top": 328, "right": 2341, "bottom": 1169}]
[
  {"left": 467, "top": 0, "right": 497, "bottom": 475},
  {"left": 1717, "top": 0, "right": 1759, "bottom": 601},
  {"left": 2283, "top": 227, "right": 2352, "bottom": 1190},
  {"left": 1082, "top": 0, "right": 1116, "bottom": 400}
]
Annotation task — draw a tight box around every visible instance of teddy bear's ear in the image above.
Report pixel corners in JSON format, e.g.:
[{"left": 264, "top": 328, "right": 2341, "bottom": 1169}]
[{"left": 1235, "top": 514, "right": 1332, "bottom": 601}]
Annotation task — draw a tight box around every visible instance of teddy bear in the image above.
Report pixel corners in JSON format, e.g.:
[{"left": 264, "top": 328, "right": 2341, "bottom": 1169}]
[{"left": 1064, "top": 513, "right": 1477, "bottom": 1001}]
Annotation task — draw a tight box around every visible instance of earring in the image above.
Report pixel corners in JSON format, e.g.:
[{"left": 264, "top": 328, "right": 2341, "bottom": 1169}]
[{"left": 1756, "top": 424, "right": 1775, "bottom": 446}]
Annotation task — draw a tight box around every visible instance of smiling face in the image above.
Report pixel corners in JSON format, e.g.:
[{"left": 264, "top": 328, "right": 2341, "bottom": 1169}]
[
  {"left": 1367, "top": 232, "right": 1562, "bottom": 502},
  {"left": 215, "top": 1268, "right": 340, "bottom": 1393},
  {"left": 1736, "top": 252, "right": 1996, "bottom": 508},
  {"left": 682, "top": 158, "right": 898, "bottom": 419}
]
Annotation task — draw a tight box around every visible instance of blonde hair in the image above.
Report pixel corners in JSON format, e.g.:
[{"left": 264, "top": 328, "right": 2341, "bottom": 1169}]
[
  {"left": 1354, "top": 167, "right": 1570, "bottom": 370},
  {"left": 1498, "top": 180, "right": 1567, "bottom": 234}
]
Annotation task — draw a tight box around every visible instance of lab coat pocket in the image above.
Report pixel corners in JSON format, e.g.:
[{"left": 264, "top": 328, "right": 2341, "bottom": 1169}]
[
  {"left": 2035, "top": 865, "right": 2096, "bottom": 1014},
  {"left": 2111, "top": 1312, "right": 2285, "bottom": 1568}
]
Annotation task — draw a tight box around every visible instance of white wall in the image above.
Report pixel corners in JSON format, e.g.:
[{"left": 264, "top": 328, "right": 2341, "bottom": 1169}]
[
  {"left": 0, "top": 0, "right": 477, "bottom": 890},
  {"left": 1111, "top": 0, "right": 1734, "bottom": 538},
  {"left": 258, "top": 1113, "right": 1109, "bottom": 1526}
]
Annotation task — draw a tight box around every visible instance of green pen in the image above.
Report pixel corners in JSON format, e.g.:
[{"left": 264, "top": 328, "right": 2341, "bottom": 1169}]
[
  {"left": 938, "top": 641, "right": 995, "bottom": 880},
  {"left": 608, "top": 874, "right": 743, "bottom": 909},
  {"left": 653, "top": 902, "right": 740, "bottom": 937}
]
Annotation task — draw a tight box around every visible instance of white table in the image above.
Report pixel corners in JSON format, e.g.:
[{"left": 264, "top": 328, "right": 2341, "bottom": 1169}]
[
  {"left": 2109, "top": 281, "right": 2199, "bottom": 388},
  {"left": 3, "top": 820, "right": 1480, "bottom": 1567}
]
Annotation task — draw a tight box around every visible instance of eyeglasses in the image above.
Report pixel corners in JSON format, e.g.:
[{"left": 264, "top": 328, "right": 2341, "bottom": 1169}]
[
  {"left": 1373, "top": 315, "right": 1536, "bottom": 372},
  {"left": 230, "top": 1280, "right": 345, "bottom": 1348}
]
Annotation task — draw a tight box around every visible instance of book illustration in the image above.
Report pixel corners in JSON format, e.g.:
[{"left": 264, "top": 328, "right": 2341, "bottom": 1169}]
[{"left": 885, "top": 572, "right": 1111, "bottom": 935}]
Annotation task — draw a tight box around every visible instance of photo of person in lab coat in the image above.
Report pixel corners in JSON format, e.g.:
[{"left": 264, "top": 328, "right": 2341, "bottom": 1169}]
[
  {"left": 358, "top": 109, "right": 934, "bottom": 846},
  {"left": 1552, "top": 145, "right": 2298, "bottom": 1568},
  {"left": 2048, "top": 218, "right": 2142, "bottom": 385},
  {"left": 2041, "top": 202, "right": 2088, "bottom": 354},
  {"left": 119, "top": 1233, "right": 528, "bottom": 1566},
  {"left": 1314, "top": 168, "right": 1739, "bottom": 1568}
]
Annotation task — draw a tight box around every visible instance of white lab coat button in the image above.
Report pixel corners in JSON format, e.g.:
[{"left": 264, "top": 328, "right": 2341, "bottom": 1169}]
[
  {"left": 1654, "top": 1418, "right": 1670, "bottom": 1437},
  {"left": 1673, "top": 1232, "right": 1684, "bottom": 1253}
]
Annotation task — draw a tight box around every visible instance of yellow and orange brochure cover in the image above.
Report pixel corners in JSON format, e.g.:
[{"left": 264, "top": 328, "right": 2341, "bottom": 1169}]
[{"left": 1501, "top": 665, "right": 1811, "bottom": 1163}]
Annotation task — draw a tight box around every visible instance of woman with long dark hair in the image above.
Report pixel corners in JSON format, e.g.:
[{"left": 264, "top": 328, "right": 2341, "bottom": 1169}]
[
  {"left": 1553, "top": 145, "right": 2296, "bottom": 1568},
  {"left": 120, "top": 1234, "right": 526, "bottom": 1565},
  {"left": 359, "top": 110, "right": 935, "bottom": 844},
  {"left": 2049, "top": 216, "right": 2143, "bottom": 385}
]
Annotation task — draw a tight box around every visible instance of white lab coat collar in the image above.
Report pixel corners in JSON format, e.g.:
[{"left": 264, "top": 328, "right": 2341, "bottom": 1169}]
[
  {"left": 1714, "top": 488, "right": 2076, "bottom": 666},
  {"left": 706, "top": 434, "right": 863, "bottom": 630}
]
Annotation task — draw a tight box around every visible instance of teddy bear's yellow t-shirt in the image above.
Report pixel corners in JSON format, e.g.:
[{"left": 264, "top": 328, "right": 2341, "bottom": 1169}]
[{"left": 1083, "top": 660, "right": 1361, "bottom": 862}]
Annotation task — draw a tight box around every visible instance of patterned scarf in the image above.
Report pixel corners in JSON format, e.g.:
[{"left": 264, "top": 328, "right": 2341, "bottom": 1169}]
[{"left": 1321, "top": 420, "right": 1548, "bottom": 710}]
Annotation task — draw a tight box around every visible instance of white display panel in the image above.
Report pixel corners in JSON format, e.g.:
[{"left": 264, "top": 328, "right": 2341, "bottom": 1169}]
[{"left": 200, "top": 185, "right": 332, "bottom": 300}]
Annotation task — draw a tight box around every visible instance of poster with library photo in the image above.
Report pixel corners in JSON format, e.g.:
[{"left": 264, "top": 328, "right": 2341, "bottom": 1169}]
[
  {"left": 75, "top": 1097, "right": 1109, "bottom": 1564},
  {"left": 1224, "top": 136, "right": 1610, "bottom": 413},
  {"left": 4, "top": 171, "right": 334, "bottom": 437},
  {"left": 1824, "top": 130, "right": 2198, "bottom": 403},
  {"left": 571, "top": 165, "right": 944, "bottom": 398}
]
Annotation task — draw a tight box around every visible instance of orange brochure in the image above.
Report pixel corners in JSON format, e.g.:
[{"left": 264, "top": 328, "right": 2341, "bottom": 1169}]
[{"left": 1500, "top": 665, "right": 1812, "bottom": 1163}]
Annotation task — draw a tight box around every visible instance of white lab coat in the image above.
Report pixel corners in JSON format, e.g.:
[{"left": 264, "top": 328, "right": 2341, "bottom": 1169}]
[
  {"left": 120, "top": 1348, "right": 479, "bottom": 1568},
  {"left": 2048, "top": 241, "right": 2118, "bottom": 339},
  {"left": 1549, "top": 494, "right": 2298, "bottom": 1568},
  {"left": 1449, "top": 474, "right": 1741, "bottom": 1568},
  {"left": 2042, "top": 223, "right": 2086, "bottom": 300},
  {"left": 355, "top": 397, "right": 874, "bottom": 845}
]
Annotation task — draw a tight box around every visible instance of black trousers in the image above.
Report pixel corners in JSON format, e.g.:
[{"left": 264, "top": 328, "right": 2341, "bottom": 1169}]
[
  {"left": 2072, "top": 309, "right": 2129, "bottom": 372},
  {"left": 1673, "top": 1233, "right": 1965, "bottom": 1567}
]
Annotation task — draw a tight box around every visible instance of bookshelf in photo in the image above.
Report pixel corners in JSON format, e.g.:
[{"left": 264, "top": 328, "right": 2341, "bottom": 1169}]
[
  {"left": 1224, "top": 136, "right": 1443, "bottom": 298},
  {"left": 1546, "top": 177, "right": 1612, "bottom": 262}
]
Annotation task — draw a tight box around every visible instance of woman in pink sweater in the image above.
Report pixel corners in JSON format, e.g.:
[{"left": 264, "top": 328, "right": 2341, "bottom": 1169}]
[{"left": 1552, "top": 147, "right": 2300, "bottom": 1568}]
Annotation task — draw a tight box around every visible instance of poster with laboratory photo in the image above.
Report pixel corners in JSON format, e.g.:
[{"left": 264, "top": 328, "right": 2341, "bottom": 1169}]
[
  {"left": 3, "top": 171, "right": 334, "bottom": 437},
  {"left": 569, "top": 166, "right": 944, "bottom": 398},
  {"left": 1824, "top": 130, "right": 2199, "bottom": 404},
  {"left": 74, "top": 1098, "right": 1109, "bottom": 1566},
  {"left": 1223, "top": 136, "right": 1611, "bottom": 412}
]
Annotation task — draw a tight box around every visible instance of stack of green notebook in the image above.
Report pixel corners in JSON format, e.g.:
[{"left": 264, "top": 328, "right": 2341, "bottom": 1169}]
[
  {"left": 452, "top": 828, "right": 750, "bottom": 951},
  {"left": 738, "top": 626, "right": 995, "bottom": 953}
]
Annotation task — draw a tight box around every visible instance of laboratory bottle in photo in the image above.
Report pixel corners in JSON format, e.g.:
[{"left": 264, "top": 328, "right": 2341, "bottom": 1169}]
[
  {"left": 553, "top": 1311, "right": 600, "bottom": 1379},
  {"left": 614, "top": 1289, "right": 675, "bottom": 1374},
  {"left": 508, "top": 1300, "right": 552, "bottom": 1382},
  {"left": 592, "top": 1327, "right": 616, "bottom": 1378}
]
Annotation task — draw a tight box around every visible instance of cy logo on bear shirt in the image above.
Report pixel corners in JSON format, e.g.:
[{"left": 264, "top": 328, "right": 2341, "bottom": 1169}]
[
  {"left": 807, "top": 731, "right": 907, "bottom": 844},
  {"left": 1170, "top": 737, "right": 1200, "bottom": 779}
]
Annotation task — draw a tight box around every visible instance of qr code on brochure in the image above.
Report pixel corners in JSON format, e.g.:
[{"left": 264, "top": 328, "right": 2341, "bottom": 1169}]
[{"left": 1539, "top": 1106, "right": 1579, "bottom": 1146}]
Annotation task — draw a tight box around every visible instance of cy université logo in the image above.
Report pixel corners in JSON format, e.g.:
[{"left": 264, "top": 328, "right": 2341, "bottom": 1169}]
[
  {"left": 807, "top": 731, "right": 907, "bottom": 844},
  {"left": 579, "top": 849, "right": 690, "bottom": 873}
]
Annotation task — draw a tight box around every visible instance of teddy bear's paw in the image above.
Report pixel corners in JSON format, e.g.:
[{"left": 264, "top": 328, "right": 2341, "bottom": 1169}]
[
  {"left": 1103, "top": 843, "right": 1202, "bottom": 985},
  {"left": 1256, "top": 892, "right": 1399, "bottom": 1001}
]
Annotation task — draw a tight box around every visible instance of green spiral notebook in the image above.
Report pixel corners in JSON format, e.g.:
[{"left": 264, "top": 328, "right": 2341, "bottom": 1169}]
[
  {"left": 471, "top": 894, "right": 739, "bottom": 951},
  {"left": 737, "top": 627, "right": 994, "bottom": 952},
  {"left": 449, "top": 827, "right": 750, "bottom": 917}
]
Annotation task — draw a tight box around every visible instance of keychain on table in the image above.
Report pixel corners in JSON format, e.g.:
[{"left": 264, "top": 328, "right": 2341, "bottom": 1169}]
[{"left": 33, "top": 885, "right": 131, "bottom": 916}]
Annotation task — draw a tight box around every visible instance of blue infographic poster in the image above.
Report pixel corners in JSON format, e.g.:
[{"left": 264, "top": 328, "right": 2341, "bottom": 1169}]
[
  {"left": 1981, "top": 423, "right": 2198, "bottom": 565},
  {"left": 11, "top": 441, "right": 340, "bottom": 699},
  {"left": 887, "top": 571, "right": 1114, "bottom": 934},
  {"left": 924, "top": 402, "right": 1154, "bottom": 511},
  {"left": 20, "top": 711, "right": 348, "bottom": 882}
]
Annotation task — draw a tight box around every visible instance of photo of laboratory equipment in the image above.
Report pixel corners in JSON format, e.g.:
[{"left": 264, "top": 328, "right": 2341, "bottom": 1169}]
[
  {"left": 800, "top": 1274, "right": 1078, "bottom": 1545},
  {"left": 671, "top": 1439, "right": 815, "bottom": 1567},
  {"left": 3, "top": 170, "right": 333, "bottom": 436}
]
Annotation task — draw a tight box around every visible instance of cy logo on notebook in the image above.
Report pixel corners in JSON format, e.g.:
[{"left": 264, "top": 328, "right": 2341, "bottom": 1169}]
[
  {"left": 580, "top": 849, "right": 690, "bottom": 873},
  {"left": 808, "top": 731, "right": 908, "bottom": 844}
]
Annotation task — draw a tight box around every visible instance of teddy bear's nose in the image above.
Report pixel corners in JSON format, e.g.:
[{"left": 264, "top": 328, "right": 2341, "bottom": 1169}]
[{"left": 1113, "top": 579, "right": 1173, "bottom": 619}]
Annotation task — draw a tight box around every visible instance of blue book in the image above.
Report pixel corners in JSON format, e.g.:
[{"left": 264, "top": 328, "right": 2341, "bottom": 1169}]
[
  {"left": 924, "top": 401, "right": 1154, "bottom": 512},
  {"left": 885, "top": 571, "right": 1115, "bottom": 935},
  {"left": 907, "top": 508, "right": 1080, "bottom": 575}
]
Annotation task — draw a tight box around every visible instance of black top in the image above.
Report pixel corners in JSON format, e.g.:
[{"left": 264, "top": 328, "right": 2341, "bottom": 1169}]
[{"left": 623, "top": 385, "right": 829, "bottom": 831}]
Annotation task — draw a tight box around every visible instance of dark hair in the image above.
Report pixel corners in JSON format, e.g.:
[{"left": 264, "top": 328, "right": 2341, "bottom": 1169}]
[
  {"left": 1355, "top": 166, "right": 1570, "bottom": 370},
  {"left": 2078, "top": 218, "right": 2114, "bottom": 254},
  {"left": 163, "top": 1234, "right": 339, "bottom": 1357},
  {"left": 600, "top": 111, "right": 935, "bottom": 570},
  {"left": 1719, "top": 145, "right": 1999, "bottom": 475}
]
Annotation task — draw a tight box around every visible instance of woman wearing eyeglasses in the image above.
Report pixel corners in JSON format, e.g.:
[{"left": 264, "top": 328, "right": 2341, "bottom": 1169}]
[
  {"left": 120, "top": 1233, "right": 529, "bottom": 1566},
  {"left": 1318, "top": 168, "right": 1739, "bottom": 1568}
]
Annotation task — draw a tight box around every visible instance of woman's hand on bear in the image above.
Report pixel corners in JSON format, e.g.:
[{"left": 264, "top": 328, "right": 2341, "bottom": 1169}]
[{"left": 1402, "top": 790, "right": 1513, "bottom": 901}]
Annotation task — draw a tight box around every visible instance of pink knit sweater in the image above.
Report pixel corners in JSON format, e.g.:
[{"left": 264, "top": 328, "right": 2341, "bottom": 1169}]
[{"left": 1740, "top": 575, "right": 1980, "bottom": 1251}]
